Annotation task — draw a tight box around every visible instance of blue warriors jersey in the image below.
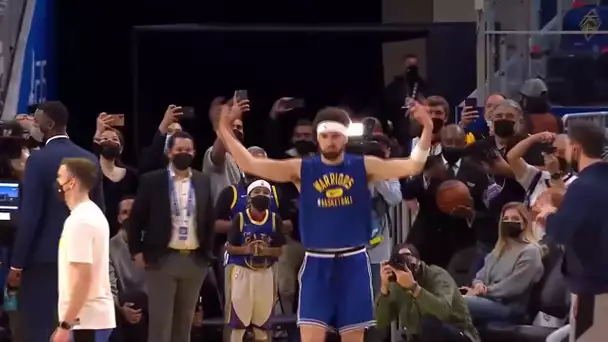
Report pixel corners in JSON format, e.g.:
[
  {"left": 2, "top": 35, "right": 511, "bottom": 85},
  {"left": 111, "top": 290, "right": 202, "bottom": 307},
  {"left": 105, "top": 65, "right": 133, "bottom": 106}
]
[
  {"left": 229, "top": 184, "right": 279, "bottom": 217},
  {"left": 299, "top": 154, "right": 372, "bottom": 249},
  {"left": 228, "top": 210, "right": 279, "bottom": 269}
]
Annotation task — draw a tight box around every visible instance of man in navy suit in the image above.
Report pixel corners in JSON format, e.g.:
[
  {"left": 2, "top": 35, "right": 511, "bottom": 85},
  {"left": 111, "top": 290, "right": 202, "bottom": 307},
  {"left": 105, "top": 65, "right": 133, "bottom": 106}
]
[{"left": 7, "top": 101, "right": 105, "bottom": 342}]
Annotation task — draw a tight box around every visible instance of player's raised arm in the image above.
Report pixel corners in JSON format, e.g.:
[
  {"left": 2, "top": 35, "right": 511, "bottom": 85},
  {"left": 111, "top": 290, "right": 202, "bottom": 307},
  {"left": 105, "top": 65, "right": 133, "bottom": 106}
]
[
  {"left": 216, "top": 100, "right": 301, "bottom": 183},
  {"left": 365, "top": 101, "right": 433, "bottom": 181}
]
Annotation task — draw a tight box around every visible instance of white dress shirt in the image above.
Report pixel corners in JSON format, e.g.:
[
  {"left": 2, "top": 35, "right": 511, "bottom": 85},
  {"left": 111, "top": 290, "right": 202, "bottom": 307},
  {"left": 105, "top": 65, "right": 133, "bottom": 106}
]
[{"left": 167, "top": 169, "right": 199, "bottom": 250}]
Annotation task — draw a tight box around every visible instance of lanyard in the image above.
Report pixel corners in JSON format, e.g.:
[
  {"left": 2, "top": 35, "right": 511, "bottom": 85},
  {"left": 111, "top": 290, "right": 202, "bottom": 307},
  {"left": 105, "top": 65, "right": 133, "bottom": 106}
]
[{"left": 168, "top": 171, "right": 195, "bottom": 220}]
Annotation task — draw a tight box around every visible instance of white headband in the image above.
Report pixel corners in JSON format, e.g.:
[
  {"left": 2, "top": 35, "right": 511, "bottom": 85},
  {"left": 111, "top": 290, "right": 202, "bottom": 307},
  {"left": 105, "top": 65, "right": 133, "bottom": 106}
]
[
  {"left": 317, "top": 121, "right": 348, "bottom": 136},
  {"left": 247, "top": 179, "right": 271, "bottom": 195}
]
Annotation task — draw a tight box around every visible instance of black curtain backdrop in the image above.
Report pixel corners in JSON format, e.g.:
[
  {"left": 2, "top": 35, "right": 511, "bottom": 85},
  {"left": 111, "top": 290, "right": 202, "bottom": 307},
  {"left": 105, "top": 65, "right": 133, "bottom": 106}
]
[{"left": 55, "top": 0, "right": 384, "bottom": 164}]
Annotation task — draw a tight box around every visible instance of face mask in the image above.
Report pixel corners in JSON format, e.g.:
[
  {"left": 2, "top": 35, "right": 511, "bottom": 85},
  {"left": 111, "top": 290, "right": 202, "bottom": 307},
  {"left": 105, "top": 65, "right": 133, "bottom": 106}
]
[
  {"left": 431, "top": 118, "right": 444, "bottom": 134},
  {"left": 502, "top": 221, "right": 523, "bottom": 238},
  {"left": 99, "top": 142, "right": 121, "bottom": 159},
  {"left": 406, "top": 66, "right": 419, "bottom": 80},
  {"left": 294, "top": 140, "right": 316, "bottom": 156},
  {"left": 233, "top": 129, "right": 244, "bottom": 142},
  {"left": 171, "top": 153, "right": 193, "bottom": 170},
  {"left": 54, "top": 179, "right": 71, "bottom": 203},
  {"left": 442, "top": 147, "right": 463, "bottom": 165},
  {"left": 250, "top": 195, "right": 270, "bottom": 211},
  {"left": 493, "top": 119, "right": 515, "bottom": 138}
]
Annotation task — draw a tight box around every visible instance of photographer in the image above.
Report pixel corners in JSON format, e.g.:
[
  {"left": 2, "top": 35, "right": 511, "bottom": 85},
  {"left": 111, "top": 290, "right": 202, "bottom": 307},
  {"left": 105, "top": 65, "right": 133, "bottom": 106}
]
[{"left": 376, "top": 244, "right": 479, "bottom": 342}]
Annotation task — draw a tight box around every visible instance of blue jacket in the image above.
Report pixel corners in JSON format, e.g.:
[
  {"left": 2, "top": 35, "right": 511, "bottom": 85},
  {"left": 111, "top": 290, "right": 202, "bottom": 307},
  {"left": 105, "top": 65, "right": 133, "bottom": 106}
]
[
  {"left": 545, "top": 162, "right": 608, "bottom": 294},
  {"left": 11, "top": 137, "right": 105, "bottom": 268}
]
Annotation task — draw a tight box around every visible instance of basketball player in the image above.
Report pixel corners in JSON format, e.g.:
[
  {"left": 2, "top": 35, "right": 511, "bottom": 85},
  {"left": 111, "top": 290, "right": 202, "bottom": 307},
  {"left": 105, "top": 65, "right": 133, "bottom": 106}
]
[
  {"left": 226, "top": 179, "right": 285, "bottom": 342},
  {"left": 216, "top": 99, "right": 433, "bottom": 342},
  {"left": 51, "top": 158, "right": 115, "bottom": 342}
]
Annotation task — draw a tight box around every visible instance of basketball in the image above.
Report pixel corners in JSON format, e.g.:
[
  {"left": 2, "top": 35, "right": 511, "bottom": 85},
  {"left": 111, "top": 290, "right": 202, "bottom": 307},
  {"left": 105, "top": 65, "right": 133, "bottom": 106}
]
[{"left": 436, "top": 180, "right": 473, "bottom": 214}]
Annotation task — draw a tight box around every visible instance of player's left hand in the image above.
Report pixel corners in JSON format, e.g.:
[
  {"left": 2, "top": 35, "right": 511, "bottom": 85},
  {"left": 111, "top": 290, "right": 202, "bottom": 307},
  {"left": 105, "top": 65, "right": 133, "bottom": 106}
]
[
  {"left": 391, "top": 267, "right": 416, "bottom": 290},
  {"left": 50, "top": 327, "right": 70, "bottom": 342}
]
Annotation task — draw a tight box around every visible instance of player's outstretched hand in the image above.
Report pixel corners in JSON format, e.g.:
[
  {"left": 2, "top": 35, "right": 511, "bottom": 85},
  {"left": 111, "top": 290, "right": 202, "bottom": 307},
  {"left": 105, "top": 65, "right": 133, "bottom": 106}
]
[{"left": 410, "top": 101, "right": 433, "bottom": 129}]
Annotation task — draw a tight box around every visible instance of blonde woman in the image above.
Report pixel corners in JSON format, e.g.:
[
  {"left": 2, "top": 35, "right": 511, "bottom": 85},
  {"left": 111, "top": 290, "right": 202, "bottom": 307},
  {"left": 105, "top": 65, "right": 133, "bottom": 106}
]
[{"left": 462, "top": 202, "right": 544, "bottom": 324}]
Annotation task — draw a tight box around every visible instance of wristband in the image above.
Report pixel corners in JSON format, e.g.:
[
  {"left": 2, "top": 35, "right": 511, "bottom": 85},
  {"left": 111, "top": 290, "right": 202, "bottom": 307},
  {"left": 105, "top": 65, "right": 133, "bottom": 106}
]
[{"left": 410, "top": 146, "right": 430, "bottom": 163}]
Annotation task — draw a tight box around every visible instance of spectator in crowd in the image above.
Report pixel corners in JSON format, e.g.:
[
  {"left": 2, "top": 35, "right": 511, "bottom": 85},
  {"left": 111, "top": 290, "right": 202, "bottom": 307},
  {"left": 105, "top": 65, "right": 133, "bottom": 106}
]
[
  {"left": 376, "top": 243, "right": 480, "bottom": 342},
  {"left": 519, "top": 78, "right": 563, "bottom": 134},
  {"left": 109, "top": 196, "right": 147, "bottom": 341},
  {"left": 128, "top": 131, "right": 215, "bottom": 342},
  {"left": 52, "top": 158, "right": 114, "bottom": 342},
  {"left": 411, "top": 95, "right": 449, "bottom": 156},
  {"left": 382, "top": 54, "right": 427, "bottom": 152},
  {"left": 466, "top": 100, "right": 543, "bottom": 245},
  {"left": 93, "top": 113, "right": 138, "bottom": 236},
  {"left": 226, "top": 180, "right": 286, "bottom": 342},
  {"left": 367, "top": 137, "right": 403, "bottom": 295},
  {"left": 264, "top": 97, "right": 316, "bottom": 159},
  {"left": 8, "top": 101, "right": 105, "bottom": 342},
  {"left": 459, "top": 93, "right": 505, "bottom": 141},
  {"left": 463, "top": 202, "right": 543, "bottom": 324},
  {"left": 404, "top": 124, "right": 490, "bottom": 268},
  {"left": 204, "top": 97, "right": 248, "bottom": 202},
  {"left": 506, "top": 132, "right": 577, "bottom": 239},
  {"left": 536, "top": 121, "right": 608, "bottom": 341},
  {"left": 138, "top": 105, "right": 183, "bottom": 175}
]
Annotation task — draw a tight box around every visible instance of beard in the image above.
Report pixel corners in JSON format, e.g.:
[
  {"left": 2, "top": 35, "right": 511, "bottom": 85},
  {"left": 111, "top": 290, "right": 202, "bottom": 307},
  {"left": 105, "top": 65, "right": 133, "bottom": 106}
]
[{"left": 320, "top": 149, "right": 343, "bottom": 161}]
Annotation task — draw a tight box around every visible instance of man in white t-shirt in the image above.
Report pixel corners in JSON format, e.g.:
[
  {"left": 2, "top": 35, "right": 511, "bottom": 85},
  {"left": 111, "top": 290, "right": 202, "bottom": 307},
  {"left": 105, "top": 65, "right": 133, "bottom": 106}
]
[
  {"left": 52, "top": 158, "right": 115, "bottom": 342},
  {"left": 507, "top": 132, "right": 577, "bottom": 239}
]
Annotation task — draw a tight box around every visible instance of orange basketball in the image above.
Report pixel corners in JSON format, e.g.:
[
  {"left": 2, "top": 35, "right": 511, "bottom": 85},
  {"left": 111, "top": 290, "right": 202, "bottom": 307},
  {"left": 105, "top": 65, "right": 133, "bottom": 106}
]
[{"left": 436, "top": 180, "right": 473, "bottom": 214}]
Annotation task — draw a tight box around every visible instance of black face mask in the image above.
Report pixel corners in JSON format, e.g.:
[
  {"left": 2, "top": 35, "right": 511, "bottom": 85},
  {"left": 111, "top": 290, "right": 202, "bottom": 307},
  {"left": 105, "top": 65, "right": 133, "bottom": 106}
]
[
  {"left": 406, "top": 66, "right": 419, "bottom": 81},
  {"left": 442, "top": 147, "right": 464, "bottom": 165},
  {"left": 233, "top": 129, "right": 244, "bottom": 142},
  {"left": 294, "top": 140, "right": 316, "bottom": 156},
  {"left": 493, "top": 119, "right": 515, "bottom": 138},
  {"left": 250, "top": 195, "right": 270, "bottom": 211},
  {"left": 54, "top": 180, "right": 70, "bottom": 203},
  {"left": 502, "top": 221, "right": 523, "bottom": 238},
  {"left": 172, "top": 153, "right": 193, "bottom": 170},
  {"left": 431, "top": 118, "right": 444, "bottom": 134},
  {"left": 99, "top": 142, "right": 121, "bottom": 160}
]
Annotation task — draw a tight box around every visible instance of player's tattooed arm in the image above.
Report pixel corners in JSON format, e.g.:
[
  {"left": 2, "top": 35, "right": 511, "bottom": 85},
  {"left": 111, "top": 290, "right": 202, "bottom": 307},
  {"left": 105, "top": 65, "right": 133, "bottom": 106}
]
[{"left": 216, "top": 101, "right": 302, "bottom": 183}]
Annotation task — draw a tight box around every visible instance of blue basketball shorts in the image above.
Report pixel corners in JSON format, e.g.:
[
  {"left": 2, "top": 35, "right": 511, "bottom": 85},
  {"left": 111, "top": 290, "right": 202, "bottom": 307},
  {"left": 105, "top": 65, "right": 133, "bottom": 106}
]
[{"left": 297, "top": 247, "right": 375, "bottom": 333}]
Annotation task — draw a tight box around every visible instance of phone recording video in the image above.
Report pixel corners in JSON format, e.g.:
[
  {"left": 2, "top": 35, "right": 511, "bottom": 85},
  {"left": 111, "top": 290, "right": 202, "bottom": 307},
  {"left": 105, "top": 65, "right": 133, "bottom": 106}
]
[
  {"left": 464, "top": 97, "right": 478, "bottom": 108},
  {"left": 235, "top": 90, "right": 248, "bottom": 102},
  {"left": 108, "top": 114, "right": 125, "bottom": 127},
  {"left": 283, "top": 98, "right": 305, "bottom": 109},
  {"left": 181, "top": 106, "right": 195, "bottom": 119}
]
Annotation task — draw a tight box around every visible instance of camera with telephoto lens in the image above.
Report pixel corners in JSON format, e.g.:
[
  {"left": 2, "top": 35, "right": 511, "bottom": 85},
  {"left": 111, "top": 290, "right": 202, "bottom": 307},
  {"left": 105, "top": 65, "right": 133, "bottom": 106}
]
[{"left": 346, "top": 118, "right": 385, "bottom": 158}]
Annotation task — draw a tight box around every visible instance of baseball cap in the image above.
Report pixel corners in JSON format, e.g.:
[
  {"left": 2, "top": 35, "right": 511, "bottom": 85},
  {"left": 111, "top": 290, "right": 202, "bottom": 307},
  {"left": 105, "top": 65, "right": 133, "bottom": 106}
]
[{"left": 520, "top": 78, "right": 548, "bottom": 97}]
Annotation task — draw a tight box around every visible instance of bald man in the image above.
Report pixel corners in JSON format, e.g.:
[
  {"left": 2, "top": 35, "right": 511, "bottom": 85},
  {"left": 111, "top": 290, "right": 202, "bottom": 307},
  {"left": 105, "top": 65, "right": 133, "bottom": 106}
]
[
  {"left": 404, "top": 124, "right": 491, "bottom": 268},
  {"left": 506, "top": 132, "right": 577, "bottom": 239}
]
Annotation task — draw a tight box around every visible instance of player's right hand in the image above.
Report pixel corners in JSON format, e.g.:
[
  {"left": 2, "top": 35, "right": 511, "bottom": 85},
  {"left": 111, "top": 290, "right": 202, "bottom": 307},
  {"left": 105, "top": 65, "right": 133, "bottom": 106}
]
[{"left": 459, "top": 106, "right": 479, "bottom": 127}]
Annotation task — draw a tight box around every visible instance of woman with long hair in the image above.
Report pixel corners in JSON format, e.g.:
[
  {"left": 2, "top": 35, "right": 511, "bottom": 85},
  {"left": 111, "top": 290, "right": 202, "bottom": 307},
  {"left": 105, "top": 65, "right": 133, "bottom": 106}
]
[{"left": 462, "top": 202, "right": 544, "bottom": 324}]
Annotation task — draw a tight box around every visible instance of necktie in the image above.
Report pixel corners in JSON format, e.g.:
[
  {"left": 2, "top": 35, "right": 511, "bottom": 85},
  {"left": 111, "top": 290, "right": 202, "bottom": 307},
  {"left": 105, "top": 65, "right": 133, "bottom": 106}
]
[{"left": 447, "top": 163, "right": 456, "bottom": 178}]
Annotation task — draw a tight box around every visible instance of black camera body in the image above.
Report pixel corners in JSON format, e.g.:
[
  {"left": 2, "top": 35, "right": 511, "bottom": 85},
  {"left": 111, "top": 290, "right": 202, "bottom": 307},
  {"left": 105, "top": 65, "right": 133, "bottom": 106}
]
[{"left": 345, "top": 117, "right": 385, "bottom": 158}]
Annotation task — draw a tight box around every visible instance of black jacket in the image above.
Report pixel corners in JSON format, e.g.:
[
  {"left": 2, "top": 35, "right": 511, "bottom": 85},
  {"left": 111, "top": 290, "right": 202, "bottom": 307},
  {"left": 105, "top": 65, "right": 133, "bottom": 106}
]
[{"left": 128, "top": 168, "right": 215, "bottom": 264}]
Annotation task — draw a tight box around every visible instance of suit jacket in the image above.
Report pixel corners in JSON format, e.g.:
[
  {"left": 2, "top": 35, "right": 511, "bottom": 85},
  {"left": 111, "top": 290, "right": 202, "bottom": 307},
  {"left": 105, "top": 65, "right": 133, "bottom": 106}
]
[
  {"left": 403, "top": 157, "right": 490, "bottom": 266},
  {"left": 12, "top": 137, "right": 105, "bottom": 268},
  {"left": 128, "top": 168, "right": 215, "bottom": 265}
]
